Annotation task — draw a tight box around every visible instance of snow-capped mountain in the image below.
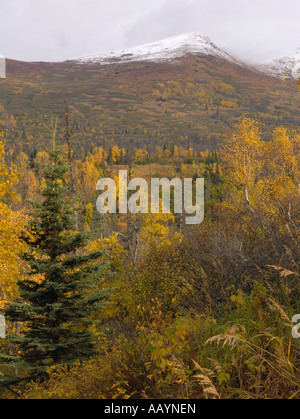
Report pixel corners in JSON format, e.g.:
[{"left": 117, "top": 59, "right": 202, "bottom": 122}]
[
  {"left": 76, "top": 32, "right": 300, "bottom": 81},
  {"left": 77, "top": 33, "right": 241, "bottom": 66},
  {"left": 258, "top": 49, "right": 300, "bottom": 79}
]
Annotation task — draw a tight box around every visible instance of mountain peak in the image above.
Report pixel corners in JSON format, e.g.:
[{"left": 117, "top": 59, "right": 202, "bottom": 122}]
[{"left": 77, "top": 33, "right": 238, "bottom": 65}]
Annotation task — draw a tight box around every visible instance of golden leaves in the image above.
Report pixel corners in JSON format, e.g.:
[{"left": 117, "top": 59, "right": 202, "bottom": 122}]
[{"left": 0, "top": 133, "right": 28, "bottom": 307}]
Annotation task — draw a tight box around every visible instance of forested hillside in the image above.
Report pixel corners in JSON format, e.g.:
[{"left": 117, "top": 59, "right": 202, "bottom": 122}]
[{"left": 1, "top": 54, "right": 300, "bottom": 157}]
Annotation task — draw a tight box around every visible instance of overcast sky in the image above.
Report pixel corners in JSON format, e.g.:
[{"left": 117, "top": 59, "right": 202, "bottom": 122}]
[{"left": 1, "top": 0, "right": 300, "bottom": 63}]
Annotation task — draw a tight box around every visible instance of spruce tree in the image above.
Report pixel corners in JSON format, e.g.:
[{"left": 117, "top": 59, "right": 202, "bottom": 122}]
[
  {"left": 107, "top": 147, "right": 113, "bottom": 166},
  {"left": 0, "top": 146, "right": 109, "bottom": 383}
]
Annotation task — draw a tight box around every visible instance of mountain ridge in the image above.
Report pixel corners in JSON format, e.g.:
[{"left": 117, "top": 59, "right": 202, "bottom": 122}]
[{"left": 4, "top": 33, "right": 299, "bottom": 81}]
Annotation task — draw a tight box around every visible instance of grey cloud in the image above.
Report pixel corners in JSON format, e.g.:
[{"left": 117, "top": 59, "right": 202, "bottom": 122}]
[{"left": 124, "top": 0, "right": 300, "bottom": 63}]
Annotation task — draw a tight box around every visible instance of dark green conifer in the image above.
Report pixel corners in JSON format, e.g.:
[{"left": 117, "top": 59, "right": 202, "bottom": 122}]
[{"left": 0, "top": 146, "right": 109, "bottom": 383}]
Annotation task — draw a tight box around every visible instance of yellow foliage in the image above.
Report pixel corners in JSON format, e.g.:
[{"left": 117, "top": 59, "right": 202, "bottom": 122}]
[
  {"left": 140, "top": 212, "right": 181, "bottom": 250},
  {"left": 0, "top": 132, "right": 28, "bottom": 307},
  {"left": 135, "top": 149, "right": 148, "bottom": 164},
  {"left": 221, "top": 117, "right": 263, "bottom": 189}
]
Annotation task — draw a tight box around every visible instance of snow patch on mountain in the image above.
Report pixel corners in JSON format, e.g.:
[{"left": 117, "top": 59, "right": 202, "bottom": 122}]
[{"left": 77, "top": 33, "right": 241, "bottom": 66}]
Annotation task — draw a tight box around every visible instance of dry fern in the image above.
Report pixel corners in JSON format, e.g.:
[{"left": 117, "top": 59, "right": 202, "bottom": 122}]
[{"left": 192, "top": 360, "right": 221, "bottom": 399}]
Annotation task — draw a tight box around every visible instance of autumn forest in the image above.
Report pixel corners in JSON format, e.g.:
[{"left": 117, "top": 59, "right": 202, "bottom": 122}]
[{"left": 0, "top": 53, "right": 299, "bottom": 400}]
